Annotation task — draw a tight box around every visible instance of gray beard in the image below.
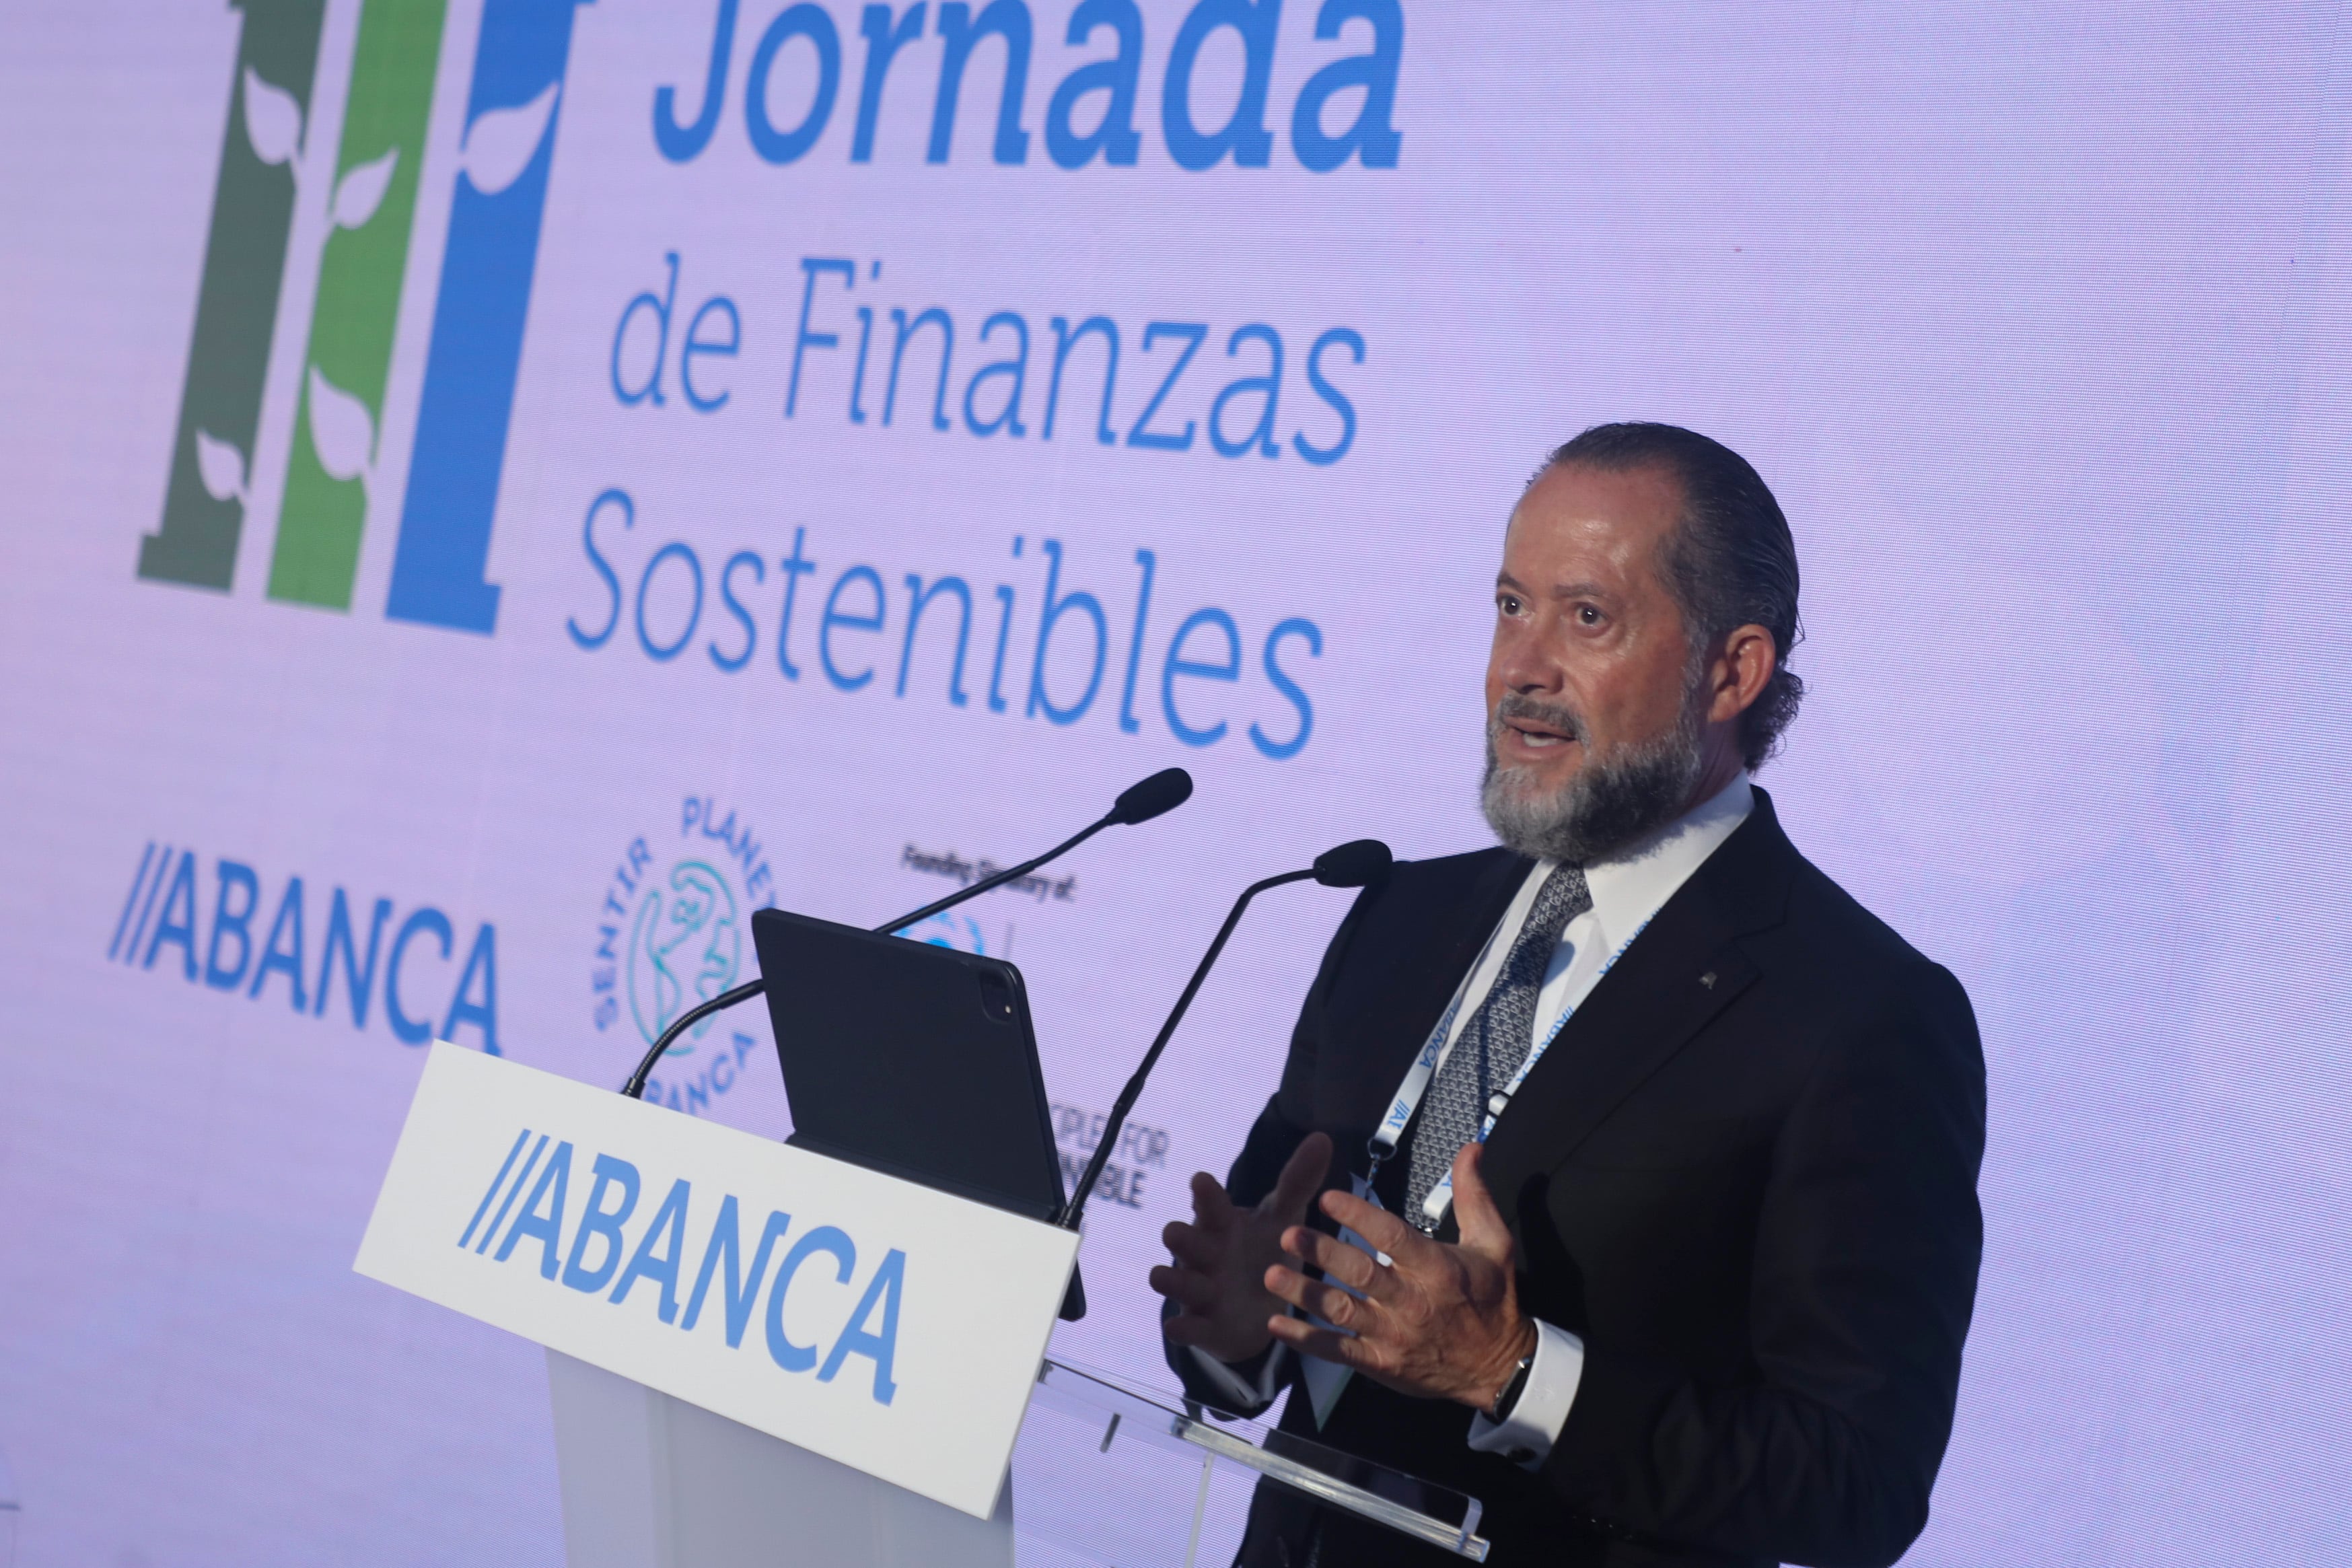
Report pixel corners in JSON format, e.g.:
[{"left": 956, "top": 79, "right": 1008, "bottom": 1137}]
[{"left": 1480, "top": 692, "right": 1707, "bottom": 865}]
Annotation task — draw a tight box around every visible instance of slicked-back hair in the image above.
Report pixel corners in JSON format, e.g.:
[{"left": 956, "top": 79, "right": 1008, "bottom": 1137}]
[{"left": 1542, "top": 422, "right": 1804, "bottom": 770}]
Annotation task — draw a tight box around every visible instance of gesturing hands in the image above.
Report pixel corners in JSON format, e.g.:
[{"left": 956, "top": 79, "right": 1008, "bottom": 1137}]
[
  {"left": 1152, "top": 1135, "right": 1538, "bottom": 1413},
  {"left": 1266, "top": 1142, "right": 1537, "bottom": 1412},
  {"left": 1152, "top": 1132, "right": 1332, "bottom": 1364}
]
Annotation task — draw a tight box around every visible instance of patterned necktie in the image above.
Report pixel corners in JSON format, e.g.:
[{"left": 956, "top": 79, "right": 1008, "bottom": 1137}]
[{"left": 1403, "top": 863, "right": 1594, "bottom": 1230}]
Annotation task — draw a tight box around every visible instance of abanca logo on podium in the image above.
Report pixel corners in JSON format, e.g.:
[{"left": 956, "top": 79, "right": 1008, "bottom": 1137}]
[
  {"left": 139, "top": 0, "right": 591, "bottom": 635},
  {"left": 458, "top": 1126, "right": 908, "bottom": 1404}
]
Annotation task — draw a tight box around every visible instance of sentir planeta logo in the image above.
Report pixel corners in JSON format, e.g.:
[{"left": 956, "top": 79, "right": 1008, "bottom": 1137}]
[{"left": 590, "top": 797, "right": 775, "bottom": 1084}]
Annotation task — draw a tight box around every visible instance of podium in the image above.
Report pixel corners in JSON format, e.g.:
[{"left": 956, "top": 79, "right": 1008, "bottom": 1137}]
[
  {"left": 359, "top": 1045, "right": 1489, "bottom": 1566},
  {"left": 544, "top": 1352, "right": 1489, "bottom": 1567}
]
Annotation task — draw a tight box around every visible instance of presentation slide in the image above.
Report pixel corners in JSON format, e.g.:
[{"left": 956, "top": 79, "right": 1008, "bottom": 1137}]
[{"left": 1, "top": 1, "right": 2346, "bottom": 1563}]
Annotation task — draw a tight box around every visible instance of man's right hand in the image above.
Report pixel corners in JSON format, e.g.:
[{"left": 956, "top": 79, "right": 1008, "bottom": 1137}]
[{"left": 1150, "top": 1131, "right": 1334, "bottom": 1365}]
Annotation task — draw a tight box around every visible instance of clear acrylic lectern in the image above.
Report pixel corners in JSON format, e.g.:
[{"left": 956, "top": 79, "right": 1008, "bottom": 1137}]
[
  {"left": 1019, "top": 1356, "right": 1490, "bottom": 1567},
  {"left": 548, "top": 1349, "right": 1489, "bottom": 1567}
]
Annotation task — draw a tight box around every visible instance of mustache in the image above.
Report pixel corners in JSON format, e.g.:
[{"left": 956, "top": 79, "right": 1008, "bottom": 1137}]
[{"left": 1489, "top": 693, "right": 1585, "bottom": 746}]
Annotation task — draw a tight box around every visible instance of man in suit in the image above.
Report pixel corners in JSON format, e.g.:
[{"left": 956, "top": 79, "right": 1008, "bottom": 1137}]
[{"left": 1149, "top": 423, "right": 1986, "bottom": 1568}]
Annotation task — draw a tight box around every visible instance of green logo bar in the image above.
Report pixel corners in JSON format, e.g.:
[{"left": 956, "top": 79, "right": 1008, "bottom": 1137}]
[
  {"left": 270, "top": 1, "right": 449, "bottom": 610},
  {"left": 139, "top": 0, "right": 326, "bottom": 592}
]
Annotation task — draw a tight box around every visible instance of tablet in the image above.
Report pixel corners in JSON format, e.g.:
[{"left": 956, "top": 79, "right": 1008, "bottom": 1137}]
[{"left": 750, "top": 906, "right": 1085, "bottom": 1320}]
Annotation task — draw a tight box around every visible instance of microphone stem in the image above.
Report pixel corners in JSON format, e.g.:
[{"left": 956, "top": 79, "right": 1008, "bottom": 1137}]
[
  {"left": 880, "top": 818, "right": 1110, "bottom": 935},
  {"left": 619, "top": 815, "right": 1118, "bottom": 1099},
  {"left": 619, "top": 979, "right": 761, "bottom": 1099},
  {"left": 1060, "top": 868, "right": 1315, "bottom": 1231}
]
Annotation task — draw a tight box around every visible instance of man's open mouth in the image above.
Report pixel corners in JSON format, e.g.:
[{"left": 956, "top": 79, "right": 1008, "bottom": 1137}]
[{"left": 1503, "top": 715, "right": 1578, "bottom": 749}]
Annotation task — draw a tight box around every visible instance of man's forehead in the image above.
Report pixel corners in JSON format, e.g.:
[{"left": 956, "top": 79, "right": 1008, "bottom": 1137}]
[{"left": 1503, "top": 464, "right": 1683, "bottom": 574}]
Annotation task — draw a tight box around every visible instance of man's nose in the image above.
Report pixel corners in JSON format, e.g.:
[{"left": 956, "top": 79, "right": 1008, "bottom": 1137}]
[{"left": 1493, "top": 626, "right": 1565, "bottom": 695}]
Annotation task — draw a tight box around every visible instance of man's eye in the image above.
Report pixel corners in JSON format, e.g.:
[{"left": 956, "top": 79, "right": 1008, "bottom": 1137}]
[
  {"left": 1499, "top": 595, "right": 1522, "bottom": 615},
  {"left": 1577, "top": 604, "right": 1604, "bottom": 626}
]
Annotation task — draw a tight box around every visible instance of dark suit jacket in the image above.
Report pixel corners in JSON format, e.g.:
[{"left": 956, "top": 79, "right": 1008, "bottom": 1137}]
[{"left": 1167, "top": 789, "right": 1985, "bottom": 1568}]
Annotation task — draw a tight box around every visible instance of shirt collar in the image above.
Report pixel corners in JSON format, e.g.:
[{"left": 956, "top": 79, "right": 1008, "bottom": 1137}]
[{"left": 1540, "top": 772, "right": 1753, "bottom": 946}]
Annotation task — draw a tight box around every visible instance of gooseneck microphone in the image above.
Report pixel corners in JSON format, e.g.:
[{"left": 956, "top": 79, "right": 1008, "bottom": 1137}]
[
  {"left": 880, "top": 766, "right": 1194, "bottom": 935},
  {"left": 1059, "top": 838, "right": 1393, "bottom": 1232},
  {"left": 619, "top": 768, "right": 1195, "bottom": 1100}
]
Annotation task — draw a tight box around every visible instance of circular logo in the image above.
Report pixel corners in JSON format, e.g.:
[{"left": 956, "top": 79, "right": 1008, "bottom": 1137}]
[
  {"left": 627, "top": 859, "right": 740, "bottom": 1054},
  {"left": 590, "top": 796, "right": 775, "bottom": 1056}
]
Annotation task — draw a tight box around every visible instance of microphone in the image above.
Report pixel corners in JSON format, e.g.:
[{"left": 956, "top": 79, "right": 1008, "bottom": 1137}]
[
  {"left": 1059, "top": 839, "right": 1392, "bottom": 1231},
  {"left": 879, "top": 767, "right": 1192, "bottom": 935},
  {"left": 1106, "top": 767, "right": 1196, "bottom": 827},
  {"left": 620, "top": 769, "right": 1195, "bottom": 1099}
]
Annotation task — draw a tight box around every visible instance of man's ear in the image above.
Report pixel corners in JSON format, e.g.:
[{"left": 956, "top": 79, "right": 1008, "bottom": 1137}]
[{"left": 1709, "top": 625, "right": 1777, "bottom": 723}]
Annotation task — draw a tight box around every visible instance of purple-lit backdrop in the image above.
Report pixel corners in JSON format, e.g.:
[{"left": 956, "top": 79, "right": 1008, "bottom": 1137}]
[{"left": 2, "top": 1, "right": 2348, "bottom": 1563}]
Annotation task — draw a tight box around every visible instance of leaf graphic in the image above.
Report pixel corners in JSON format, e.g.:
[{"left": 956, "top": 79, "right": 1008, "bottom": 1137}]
[
  {"left": 332, "top": 147, "right": 398, "bottom": 229},
  {"left": 193, "top": 429, "right": 247, "bottom": 503},
  {"left": 305, "top": 365, "right": 376, "bottom": 483},
  {"left": 242, "top": 67, "right": 303, "bottom": 167},
  {"left": 460, "top": 83, "right": 559, "bottom": 197}
]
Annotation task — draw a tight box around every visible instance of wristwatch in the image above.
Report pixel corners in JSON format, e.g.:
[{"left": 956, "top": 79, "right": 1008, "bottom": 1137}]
[{"left": 1483, "top": 1350, "right": 1536, "bottom": 1424}]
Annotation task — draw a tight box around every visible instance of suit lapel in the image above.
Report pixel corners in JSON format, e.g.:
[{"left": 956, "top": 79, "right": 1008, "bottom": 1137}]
[{"left": 1483, "top": 790, "right": 1802, "bottom": 1180}]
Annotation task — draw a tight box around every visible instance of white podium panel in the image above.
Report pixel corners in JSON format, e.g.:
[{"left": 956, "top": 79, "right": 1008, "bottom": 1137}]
[
  {"left": 546, "top": 1349, "right": 1013, "bottom": 1568},
  {"left": 357, "top": 1042, "right": 1079, "bottom": 1519}
]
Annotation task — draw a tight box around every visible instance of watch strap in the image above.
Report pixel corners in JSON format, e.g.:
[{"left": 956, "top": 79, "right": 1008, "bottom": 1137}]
[{"left": 1485, "top": 1351, "right": 1535, "bottom": 1423}]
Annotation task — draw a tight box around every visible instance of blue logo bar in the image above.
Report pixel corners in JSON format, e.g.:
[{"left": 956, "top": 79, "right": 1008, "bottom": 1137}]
[{"left": 388, "top": 0, "right": 592, "bottom": 633}]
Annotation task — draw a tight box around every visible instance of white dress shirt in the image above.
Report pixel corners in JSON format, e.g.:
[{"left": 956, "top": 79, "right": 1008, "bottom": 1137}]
[{"left": 1192, "top": 773, "right": 1754, "bottom": 1465}]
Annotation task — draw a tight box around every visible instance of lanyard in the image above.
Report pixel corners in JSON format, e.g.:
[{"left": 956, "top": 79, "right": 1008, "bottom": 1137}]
[
  {"left": 1366, "top": 911, "right": 1650, "bottom": 1227},
  {"left": 1296, "top": 907, "right": 1647, "bottom": 1429}
]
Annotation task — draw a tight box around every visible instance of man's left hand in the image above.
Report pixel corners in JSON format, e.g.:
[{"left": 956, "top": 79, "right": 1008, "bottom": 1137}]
[{"left": 1265, "top": 1142, "right": 1539, "bottom": 1411}]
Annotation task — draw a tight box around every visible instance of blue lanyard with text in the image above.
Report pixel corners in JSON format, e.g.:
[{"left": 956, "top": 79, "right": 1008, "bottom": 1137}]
[{"left": 1365, "top": 915, "right": 1651, "bottom": 1228}]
